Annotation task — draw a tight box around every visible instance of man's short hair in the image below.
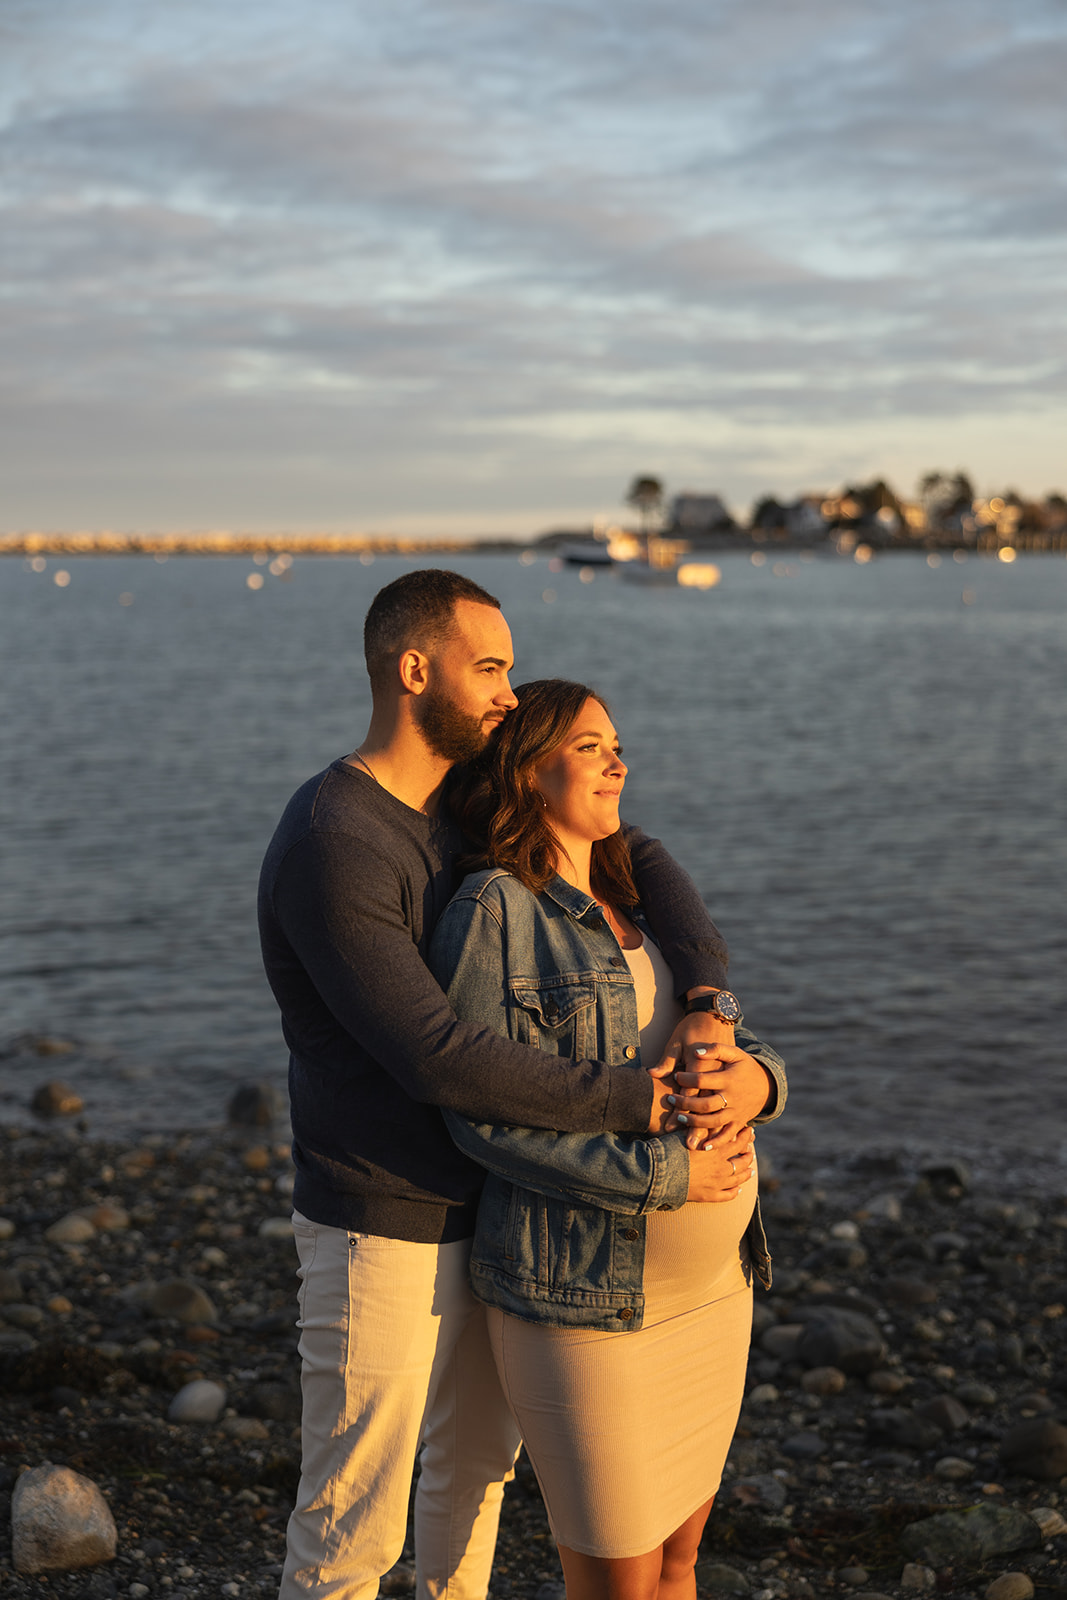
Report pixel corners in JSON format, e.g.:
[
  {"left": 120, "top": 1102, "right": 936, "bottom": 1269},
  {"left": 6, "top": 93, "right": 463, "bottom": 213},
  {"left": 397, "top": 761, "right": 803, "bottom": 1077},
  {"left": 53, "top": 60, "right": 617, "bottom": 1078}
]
[{"left": 363, "top": 569, "right": 502, "bottom": 692}]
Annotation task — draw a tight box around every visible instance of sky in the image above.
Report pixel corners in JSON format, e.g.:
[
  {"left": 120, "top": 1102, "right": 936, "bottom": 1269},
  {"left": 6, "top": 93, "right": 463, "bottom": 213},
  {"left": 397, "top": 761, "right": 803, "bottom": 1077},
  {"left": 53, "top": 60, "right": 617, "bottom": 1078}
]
[{"left": 3, "top": 0, "right": 1066, "bottom": 537}]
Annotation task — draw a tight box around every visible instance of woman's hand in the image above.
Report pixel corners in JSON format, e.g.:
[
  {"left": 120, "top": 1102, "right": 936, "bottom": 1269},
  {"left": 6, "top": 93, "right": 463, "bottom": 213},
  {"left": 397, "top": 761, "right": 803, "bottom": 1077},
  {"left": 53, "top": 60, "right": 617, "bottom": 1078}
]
[
  {"left": 685, "top": 1124, "right": 755, "bottom": 1202},
  {"left": 657, "top": 1044, "right": 774, "bottom": 1148}
]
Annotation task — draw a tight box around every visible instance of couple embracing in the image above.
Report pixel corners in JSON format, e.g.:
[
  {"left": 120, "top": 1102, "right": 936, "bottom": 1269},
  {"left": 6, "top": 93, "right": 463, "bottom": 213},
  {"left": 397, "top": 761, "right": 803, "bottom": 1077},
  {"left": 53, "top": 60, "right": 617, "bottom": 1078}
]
[{"left": 258, "top": 569, "right": 787, "bottom": 1600}]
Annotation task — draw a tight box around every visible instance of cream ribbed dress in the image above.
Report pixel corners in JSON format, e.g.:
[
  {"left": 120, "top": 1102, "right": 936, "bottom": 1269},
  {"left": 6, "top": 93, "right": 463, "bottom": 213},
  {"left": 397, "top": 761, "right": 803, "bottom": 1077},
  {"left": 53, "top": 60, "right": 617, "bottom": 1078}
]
[{"left": 485, "top": 933, "right": 756, "bottom": 1558}]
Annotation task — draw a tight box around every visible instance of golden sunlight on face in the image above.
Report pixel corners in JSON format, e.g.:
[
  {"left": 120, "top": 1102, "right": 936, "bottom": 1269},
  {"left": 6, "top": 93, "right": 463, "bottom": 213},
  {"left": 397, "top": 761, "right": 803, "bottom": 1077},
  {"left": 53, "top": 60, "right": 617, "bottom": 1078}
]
[{"left": 533, "top": 696, "right": 628, "bottom": 851}]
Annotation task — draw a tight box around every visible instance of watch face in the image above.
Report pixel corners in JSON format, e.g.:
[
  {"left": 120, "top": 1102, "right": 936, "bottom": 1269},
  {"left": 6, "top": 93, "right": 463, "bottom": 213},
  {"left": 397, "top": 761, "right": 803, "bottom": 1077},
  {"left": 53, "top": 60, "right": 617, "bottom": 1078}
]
[{"left": 715, "top": 991, "right": 742, "bottom": 1023}]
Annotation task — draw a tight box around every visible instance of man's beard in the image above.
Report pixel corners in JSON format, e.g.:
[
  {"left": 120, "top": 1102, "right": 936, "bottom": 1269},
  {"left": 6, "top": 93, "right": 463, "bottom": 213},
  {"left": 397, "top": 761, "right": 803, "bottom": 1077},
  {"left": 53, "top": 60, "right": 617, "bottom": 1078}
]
[{"left": 415, "top": 686, "right": 493, "bottom": 765}]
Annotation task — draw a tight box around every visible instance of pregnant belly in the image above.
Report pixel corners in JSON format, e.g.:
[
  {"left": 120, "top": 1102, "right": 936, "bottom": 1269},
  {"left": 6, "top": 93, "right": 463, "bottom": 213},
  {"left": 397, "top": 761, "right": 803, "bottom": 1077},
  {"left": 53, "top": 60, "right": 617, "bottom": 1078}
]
[{"left": 641, "top": 1157, "right": 758, "bottom": 1323}]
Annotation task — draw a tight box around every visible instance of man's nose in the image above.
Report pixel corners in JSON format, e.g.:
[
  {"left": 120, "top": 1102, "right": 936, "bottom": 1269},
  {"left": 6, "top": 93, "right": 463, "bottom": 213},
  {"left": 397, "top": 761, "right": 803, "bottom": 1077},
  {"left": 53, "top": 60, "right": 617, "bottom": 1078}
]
[{"left": 496, "top": 677, "right": 519, "bottom": 710}]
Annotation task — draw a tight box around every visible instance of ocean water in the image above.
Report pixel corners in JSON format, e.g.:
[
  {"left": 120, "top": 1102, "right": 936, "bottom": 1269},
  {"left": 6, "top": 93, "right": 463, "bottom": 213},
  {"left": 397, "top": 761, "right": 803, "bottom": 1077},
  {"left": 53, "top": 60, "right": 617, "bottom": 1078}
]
[{"left": 2, "top": 550, "right": 1064, "bottom": 1172}]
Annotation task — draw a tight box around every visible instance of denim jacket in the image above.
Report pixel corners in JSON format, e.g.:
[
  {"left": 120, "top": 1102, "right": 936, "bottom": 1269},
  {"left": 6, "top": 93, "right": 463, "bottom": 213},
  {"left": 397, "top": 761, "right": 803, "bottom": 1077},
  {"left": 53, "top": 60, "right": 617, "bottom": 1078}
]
[{"left": 428, "top": 868, "right": 786, "bottom": 1331}]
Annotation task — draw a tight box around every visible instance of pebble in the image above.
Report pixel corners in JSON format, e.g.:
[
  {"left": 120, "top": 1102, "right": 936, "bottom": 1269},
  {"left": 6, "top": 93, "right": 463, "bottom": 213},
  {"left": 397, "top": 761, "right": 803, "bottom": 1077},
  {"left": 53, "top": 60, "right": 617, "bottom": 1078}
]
[
  {"left": 900, "top": 1564, "right": 936, "bottom": 1591},
  {"left": 839, "top": 1566, "right": 868, "bottom": 1585},
  {"left": 227, "top": 1081, "right": 282, "bottom": 1127},
  {"left": 759, "top": 1323, "right": 802, "bottom": 1359},
  {"left": 0, "top": 1216, "right": 15, "bottom": 1240},
  {"left": 800, "top": 1365, "right": 846, "bottom": 1396},
  {"left": 30, "top": 1081, "right": 84, "bottom": 1117},
  {"left": 794, "top": 1307, "right": 887, "bottom": 1374},
  {"left": 221, "top": 1415, "right": 271, "bottom": 1441},
  {"left": 746, "top": 1383, "right": 780, "bottom": 1406},
  {"left": 999, "top": 1417, "right": 1067, "bottom": 1480},
  {"left": 956, "top": 1379, "right": 998, "bottom": 1407},
  {"left": 693, "top": 1560, "right": 750, "bottom": 1594},
  {"left": 258, "top": 1215, "right": 295, "bottom": 1239},
  {"left": 985, "top": 1576, "right": 1035, "bottom": 1600},
  {"left": 933, "top": 1455, "right": 973, "bottom": 1480},
  {"left": 11, "top": 1462, "right": 118, "bottom": 1573},
  {"left": 146, "top": 1278, "right": 218, "bottom": 1323},
  {"left": 167, "top": 1379, "right": 227, "bottom": 1423},
  {"left": 44, "top": 1212, "right": 97, "bottom": 1245},
  {"left": 1029, "top": 1506, "right": 1067, "bottom": 1538},
  {"left": 914, "top": 1393, "right": 969, "bottom": 1433}
]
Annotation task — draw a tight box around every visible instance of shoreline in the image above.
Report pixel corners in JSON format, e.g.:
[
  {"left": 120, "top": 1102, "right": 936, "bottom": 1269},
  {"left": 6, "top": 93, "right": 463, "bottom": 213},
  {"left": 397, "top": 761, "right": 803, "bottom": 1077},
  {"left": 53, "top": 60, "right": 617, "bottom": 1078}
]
[{"left": 2, "top": 1122, "right": 1065, "bottom": 1599}]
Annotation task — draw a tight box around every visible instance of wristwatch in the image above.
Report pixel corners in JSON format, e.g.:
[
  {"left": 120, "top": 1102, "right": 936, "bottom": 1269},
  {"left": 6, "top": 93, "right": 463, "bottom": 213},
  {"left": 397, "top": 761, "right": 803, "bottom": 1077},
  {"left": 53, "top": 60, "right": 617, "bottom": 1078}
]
[{"left": 684, "top": 989, "right": 743, "bottom": 1025}]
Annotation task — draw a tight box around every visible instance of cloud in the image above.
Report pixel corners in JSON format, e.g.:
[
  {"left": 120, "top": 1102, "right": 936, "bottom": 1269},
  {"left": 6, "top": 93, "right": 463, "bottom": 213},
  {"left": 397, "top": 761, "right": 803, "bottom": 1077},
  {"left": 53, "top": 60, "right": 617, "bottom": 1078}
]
[{"left": 2, "top": 0, "right": 1066, "bottom": 529}]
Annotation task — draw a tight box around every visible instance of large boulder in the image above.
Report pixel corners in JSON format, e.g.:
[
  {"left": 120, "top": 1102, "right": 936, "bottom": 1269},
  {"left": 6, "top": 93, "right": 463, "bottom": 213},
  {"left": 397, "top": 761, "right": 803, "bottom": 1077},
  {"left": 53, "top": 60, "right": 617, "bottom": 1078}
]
[{"left": 12, "top": 1463, "right": 117, "bottom": 1573}]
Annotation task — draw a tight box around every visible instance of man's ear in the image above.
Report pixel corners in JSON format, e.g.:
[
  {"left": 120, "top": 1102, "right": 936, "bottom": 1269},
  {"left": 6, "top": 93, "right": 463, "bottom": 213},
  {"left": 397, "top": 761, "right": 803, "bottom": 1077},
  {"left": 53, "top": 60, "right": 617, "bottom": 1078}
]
[{"left": 398, "top": 649, "right": 430, "bottom": 695}]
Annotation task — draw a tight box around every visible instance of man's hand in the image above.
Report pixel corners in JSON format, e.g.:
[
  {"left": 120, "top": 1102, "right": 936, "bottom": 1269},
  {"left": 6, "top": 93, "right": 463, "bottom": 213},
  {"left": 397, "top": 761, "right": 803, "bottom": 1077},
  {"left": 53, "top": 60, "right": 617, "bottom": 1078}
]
[
  {"left": 651, "top": 1042, "right": 774, "bottom": 1146},
  {"left": 686, "top": 1125, "right": 756, "bottom": 1202}
]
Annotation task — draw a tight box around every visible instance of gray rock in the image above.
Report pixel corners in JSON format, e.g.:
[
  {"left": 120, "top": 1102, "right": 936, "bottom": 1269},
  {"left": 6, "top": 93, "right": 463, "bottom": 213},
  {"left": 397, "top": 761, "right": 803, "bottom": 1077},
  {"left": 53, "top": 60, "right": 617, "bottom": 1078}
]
[
  {"left": 167, "top": 1379, "right": 227, "bottom": 1423},
  {"left": 999, "top": 1418, "right": 1067, "bottom": 1480},
  {"left": 2, "top": 1303, "right": 46, "bottom": 1329},
  {"left": 720, "top": 1474, "right": 788, "bottom": 1513},
  {"left": 914, "top": 1394, "right": 970, "bottom": 1434},
  {"left": 534, "top": 1584, "right": 567, "bottom": 1600},
  {"left": 919, "top": 1157, "right": 971, "bottom": 1190},
  {"left": 781, "top": 1431, "right": 826, "bottom": 1460},
  {"left": 795, "top": 1308, "right": 886, "bottom": 1374},
  {"left": 839, "top": 1568, "right": 869, "bottom": 1588},
  {"left": 900, "top": 1564, "right": 936, "bottom": 1591},
  {"left": 693, "top": 1560, "right": 750, "bottom": 1595},
  {"left": 0, "top": 1267, "right": 25, "bottom": 1302},
  {"left": 985, "top": 1576, "right": 1035, "bottom": 1600},
  {"left": 12, "top": 1462, "right": 118, "bottom": 1573},
  {"left": 0, "top": 1216, "right": 13, "bottom": 1240},
  {"left": 868, "top": 1408, "right": 943, "bottom": 1451},
  {"left": 882, "top": 1275, "right": 937, "bottom": 1308},
  {"left": 227, "top": 1082, "right": 283, "bottom": 1128},
  {"left": 248, "top": 1380, "right": 301, "bottom": 1423},
  {"left": 956, "top": 1380, "right": 997, "bottom": 1408},
  {"left": 146, "top": 1279, "right": 218, "bottom": 1324},
  {"left": 900, "top": 1504, "right": 1042, "bottom": 1565},
  {"left": 759, "top": 1323, "right": 803, "bottom": 1360}
]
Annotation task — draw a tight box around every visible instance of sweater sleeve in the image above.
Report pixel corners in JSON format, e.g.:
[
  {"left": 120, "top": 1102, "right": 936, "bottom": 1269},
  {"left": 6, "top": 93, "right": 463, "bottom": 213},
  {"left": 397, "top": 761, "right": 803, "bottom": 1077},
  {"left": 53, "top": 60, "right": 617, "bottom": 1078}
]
[
  {"left": 266, "top": 832, "right": 654, "bottom": 1136},
  {"left": 624, "top": 824, "right": 730, "bottom": 995}
]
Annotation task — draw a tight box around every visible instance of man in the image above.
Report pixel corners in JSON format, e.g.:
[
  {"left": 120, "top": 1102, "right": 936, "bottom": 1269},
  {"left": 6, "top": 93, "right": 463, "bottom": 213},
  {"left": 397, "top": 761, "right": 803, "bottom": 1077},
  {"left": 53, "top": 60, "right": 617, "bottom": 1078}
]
[{"left": 259, "top": 569, "right": 785, "bottom": 1600}]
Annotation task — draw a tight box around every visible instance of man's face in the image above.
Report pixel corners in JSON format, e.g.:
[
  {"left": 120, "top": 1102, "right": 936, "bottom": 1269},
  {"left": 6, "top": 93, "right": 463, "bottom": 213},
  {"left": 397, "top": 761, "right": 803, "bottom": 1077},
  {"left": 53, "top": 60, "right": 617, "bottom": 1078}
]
[{"left": 415, "top": 600, "right": 518, "bottom": 763}]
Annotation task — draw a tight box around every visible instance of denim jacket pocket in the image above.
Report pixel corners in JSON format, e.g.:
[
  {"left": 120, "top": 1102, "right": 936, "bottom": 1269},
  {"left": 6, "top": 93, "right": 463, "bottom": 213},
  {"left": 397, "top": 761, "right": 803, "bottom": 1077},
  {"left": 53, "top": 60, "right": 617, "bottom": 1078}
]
[{"left": 509, "top": 976, "right": 599, "bottom": 1061}]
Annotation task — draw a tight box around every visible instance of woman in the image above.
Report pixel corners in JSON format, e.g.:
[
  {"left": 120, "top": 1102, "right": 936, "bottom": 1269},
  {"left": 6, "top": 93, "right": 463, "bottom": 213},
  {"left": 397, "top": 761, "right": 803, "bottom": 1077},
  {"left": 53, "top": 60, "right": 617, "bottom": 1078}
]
[{"left": 429, "top": 680, "right": 786, "bottom": 1600}]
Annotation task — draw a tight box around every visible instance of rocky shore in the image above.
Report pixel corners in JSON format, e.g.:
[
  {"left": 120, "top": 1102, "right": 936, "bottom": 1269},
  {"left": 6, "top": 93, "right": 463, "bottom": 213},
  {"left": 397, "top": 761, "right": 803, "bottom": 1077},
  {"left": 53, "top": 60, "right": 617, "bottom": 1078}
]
[{"left": 1, "top": 1116, "right": 1065, "bottom": 1600}]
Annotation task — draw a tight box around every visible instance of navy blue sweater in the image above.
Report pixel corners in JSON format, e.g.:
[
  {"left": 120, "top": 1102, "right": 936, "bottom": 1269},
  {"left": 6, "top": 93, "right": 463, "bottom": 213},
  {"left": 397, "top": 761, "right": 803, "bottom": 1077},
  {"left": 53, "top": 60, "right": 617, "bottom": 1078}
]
[{"left": 258, "top": 760, "right": 730, "bottom": 1243}]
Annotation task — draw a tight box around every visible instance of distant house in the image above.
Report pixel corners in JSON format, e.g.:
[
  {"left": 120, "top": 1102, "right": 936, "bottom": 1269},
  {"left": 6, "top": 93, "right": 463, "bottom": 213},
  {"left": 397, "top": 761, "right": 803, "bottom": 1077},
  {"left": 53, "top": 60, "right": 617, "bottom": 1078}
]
[{"left": 669, "top": 493, "right": 734, "bottom": 536}]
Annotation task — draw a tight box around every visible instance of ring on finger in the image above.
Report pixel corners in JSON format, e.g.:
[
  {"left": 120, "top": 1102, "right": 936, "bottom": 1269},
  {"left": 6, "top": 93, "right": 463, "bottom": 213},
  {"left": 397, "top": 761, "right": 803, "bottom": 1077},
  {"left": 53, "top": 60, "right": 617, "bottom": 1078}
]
[{"left": 717, "top": 1092, "right": 729, "bottom": 1112}]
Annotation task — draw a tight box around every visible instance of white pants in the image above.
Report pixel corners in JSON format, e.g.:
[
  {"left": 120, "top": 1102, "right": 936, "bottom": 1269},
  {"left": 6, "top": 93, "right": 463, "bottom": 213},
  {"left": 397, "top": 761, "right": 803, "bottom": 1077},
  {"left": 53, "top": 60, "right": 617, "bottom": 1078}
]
[{"left": 280, "top": 1215, "right": 522, "bottom": 1600}]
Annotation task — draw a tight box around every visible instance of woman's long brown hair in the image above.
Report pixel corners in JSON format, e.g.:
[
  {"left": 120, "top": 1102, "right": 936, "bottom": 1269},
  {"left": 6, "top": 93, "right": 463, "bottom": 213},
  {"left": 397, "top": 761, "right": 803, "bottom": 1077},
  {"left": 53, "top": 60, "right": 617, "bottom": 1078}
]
[{"left": 451, "top": 678, "right": 638, "bottom": 906}]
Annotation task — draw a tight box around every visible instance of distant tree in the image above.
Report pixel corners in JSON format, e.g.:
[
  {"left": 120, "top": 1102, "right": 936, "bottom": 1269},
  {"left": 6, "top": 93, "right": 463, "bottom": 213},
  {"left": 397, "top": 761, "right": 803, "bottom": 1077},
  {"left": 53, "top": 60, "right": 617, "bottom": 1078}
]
[
  {"left": 625, "top": 476, "right": 664, "bottom": 533},
  {"left": 750, "top": 496, "right": 786, "bottom": 531},
  {"left": 919, "top": 470, "right": 974, "bottom": 531}
]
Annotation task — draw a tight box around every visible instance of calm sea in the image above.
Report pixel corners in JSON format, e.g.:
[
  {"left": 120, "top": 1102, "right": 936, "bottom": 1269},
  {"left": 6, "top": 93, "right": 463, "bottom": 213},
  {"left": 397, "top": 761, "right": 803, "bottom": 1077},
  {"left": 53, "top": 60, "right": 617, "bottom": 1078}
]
[{"left": 2, "top": 550, "right": 1064, "bottom": 1177}]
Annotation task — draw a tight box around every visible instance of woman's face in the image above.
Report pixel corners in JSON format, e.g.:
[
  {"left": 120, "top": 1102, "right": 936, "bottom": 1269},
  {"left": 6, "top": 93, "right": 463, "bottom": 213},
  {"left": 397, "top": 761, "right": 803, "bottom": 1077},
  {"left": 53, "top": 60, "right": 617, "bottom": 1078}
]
[{"left": 533, "top": 696, "right": 627, "bottom": 850}]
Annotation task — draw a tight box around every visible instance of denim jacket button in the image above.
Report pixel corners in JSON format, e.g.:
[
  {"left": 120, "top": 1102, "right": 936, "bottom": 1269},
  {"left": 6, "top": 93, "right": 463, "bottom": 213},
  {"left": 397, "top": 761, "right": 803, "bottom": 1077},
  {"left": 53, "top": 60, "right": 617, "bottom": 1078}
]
[
  {"left": 623, "top": 1046, "right": 637, "bottom": 1059},
  {"left": 623, "top": 1228, "right": 639, "bottom": 1241},
  {"left": 609, "top": 956, "right": 625, "bottom": 968},
  {"left": 617, "top": 1307, "right": 635, "bottom": 1321}
]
